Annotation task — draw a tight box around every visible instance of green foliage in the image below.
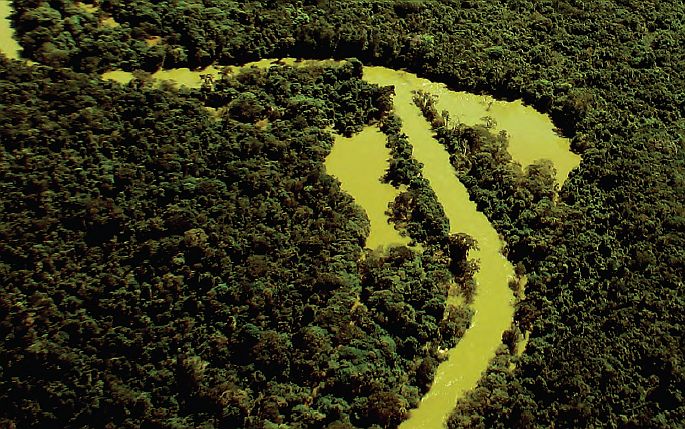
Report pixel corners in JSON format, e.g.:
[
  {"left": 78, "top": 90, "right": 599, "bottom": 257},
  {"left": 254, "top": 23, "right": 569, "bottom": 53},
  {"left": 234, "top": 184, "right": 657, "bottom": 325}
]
[
  {"left": 0, "top": 58, "right": 465, "bottom": 428},
  {"left": 414, "top": 68, "right": 684, "bottom": 429},
  {"left": 3, "top": 0, "right": 685, "bottom": 427}
]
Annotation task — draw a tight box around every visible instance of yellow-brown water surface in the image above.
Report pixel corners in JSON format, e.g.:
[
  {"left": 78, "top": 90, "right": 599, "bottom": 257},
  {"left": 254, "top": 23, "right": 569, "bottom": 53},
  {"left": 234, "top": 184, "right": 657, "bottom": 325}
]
[
  {"left": 0, "top": 0, "right": 20, "bottom": 59},
  {"left": 379, "top": 69, "right": 581, "bottom": 185},
  {"left": 102, "top": 66, "right": 224, "bottom": 88},
  {"left": 365, "top": 66, "right": 517, "bottom": 429},
  {"left": 325, "top": 127, "right": 409, "bottom": 250},
  {"left": 433, "top": 91, "right": 580, "bottom": 185}
]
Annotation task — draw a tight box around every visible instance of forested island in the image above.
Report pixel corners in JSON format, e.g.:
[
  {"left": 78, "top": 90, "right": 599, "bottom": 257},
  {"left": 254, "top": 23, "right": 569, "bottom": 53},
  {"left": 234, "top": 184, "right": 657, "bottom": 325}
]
[{"left": 1, "top": 0, "right": 683, "bottom": 428}]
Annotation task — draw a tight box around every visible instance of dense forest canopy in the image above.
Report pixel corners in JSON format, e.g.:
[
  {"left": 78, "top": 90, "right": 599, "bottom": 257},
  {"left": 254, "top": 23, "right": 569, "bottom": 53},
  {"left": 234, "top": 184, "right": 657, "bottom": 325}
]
[
  {"left": 1, "top": 0, "right": 684, "bottom": 428},
  {"left": 0, "top": 54, "right": 487, "bottom": 428}
]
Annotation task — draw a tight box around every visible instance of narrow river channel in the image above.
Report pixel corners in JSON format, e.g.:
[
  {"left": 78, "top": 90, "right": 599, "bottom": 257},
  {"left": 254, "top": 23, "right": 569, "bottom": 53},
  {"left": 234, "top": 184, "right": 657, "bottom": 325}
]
[
  {"left": 364, "top": 67, "right": 517, "bottom": 429},
  {"left": 0, "top": 8, "right": 580, "bottom": 427}
]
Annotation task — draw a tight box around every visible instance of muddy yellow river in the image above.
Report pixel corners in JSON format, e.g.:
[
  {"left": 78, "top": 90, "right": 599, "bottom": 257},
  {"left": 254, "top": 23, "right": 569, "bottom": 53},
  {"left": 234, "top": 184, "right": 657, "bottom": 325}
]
[
  {"left": 327, "top": 67, "right": 577, "bottom": 428},
  {"left": 1, "top": 9, "right": 580, "bottom": 426},
  {"left": 325, "top": 127, "right": 409, "bottom": 250},
  {"left": 325, "top": 66, "right": 576, "bottom": 428},
  {"left": 406, "top": 77, "right": 580, "bottom": 185},
  {"left": 0, "top": 0, "right": 20, "bottom": 59},
  {"left": 364, "top": 67, "right": 515, "bottom": 428}
]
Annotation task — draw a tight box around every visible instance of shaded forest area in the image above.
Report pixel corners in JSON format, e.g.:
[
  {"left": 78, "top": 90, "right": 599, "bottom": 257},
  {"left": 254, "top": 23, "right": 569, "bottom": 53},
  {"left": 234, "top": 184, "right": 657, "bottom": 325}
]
[
  {"left": 3, "top": 0, "right": 685, "bottom": 427},
  {"left": 0, "top": 59, "right": 474, "bottom": 428}
]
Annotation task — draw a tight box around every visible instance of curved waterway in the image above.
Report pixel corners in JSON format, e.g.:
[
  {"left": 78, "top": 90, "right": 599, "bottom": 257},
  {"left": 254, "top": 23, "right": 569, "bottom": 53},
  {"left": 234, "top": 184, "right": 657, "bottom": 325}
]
[
  {"left": 364, "top": 67, "right": 517, "bottom": 429},
  {"left": 0, "top": 10, "right": 580, "bottom": 425},
  {"left": 395, "top": 74, "right": 581, "bottom": 186}
]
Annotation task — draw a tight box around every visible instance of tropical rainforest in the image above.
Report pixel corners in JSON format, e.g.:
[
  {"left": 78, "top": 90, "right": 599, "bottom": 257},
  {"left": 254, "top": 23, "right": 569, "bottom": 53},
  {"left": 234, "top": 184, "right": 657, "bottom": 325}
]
[{"left": 1, "top": 0, "right": 683, "bottom": 428}]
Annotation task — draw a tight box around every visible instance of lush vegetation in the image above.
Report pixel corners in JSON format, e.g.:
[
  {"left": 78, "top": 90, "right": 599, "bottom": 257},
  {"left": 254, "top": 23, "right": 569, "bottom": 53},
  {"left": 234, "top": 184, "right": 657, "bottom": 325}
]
[
  {"left": 0, "top": 58, "right": 477, "bottom": 428},
  {"left": 3, "top": 0, "right": 684, "bottom": 427}
]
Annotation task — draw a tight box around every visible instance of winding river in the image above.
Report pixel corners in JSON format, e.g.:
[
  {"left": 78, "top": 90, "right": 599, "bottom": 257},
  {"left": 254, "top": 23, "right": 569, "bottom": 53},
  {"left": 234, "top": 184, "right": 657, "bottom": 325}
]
[
  {"left": 363, "top": 67, "right": 516, "bottom": 429},
  {"left": 0, "top": 7, "right": 581, "bottom": 428}
]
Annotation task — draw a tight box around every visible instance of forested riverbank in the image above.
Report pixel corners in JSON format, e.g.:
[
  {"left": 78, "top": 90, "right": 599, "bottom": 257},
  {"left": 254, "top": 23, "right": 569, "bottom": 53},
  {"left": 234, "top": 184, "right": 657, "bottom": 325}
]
[{"left": 2, "top": 0, "right": 684, "bottom": 428}]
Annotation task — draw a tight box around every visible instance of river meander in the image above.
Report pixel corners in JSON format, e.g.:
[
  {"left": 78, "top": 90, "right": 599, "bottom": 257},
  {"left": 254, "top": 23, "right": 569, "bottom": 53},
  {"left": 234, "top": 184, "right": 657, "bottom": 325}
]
[
  {"left": 0, "top": 10, "right": 581, "bottom": 427},
  {"left": 364, "top": 67, "right": 516, "bottom": 429}
]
